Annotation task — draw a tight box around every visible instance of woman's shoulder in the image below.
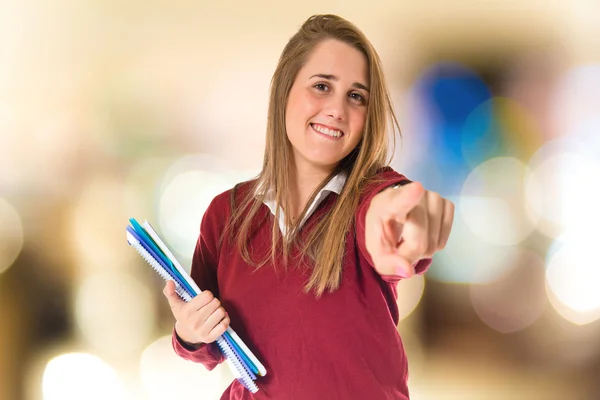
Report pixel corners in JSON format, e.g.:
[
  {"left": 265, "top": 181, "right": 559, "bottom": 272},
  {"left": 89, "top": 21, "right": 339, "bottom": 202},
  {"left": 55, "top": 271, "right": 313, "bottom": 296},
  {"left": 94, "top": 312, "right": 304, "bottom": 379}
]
[
  {"left": 373, "top": 166, "right": 406, "bottom": 181},
  {"left": 364, "top": 166, "right": 408, "bottom": 188},
  {"left": 356, "top": 166, "right": 410, "bottom": 201},
  {"left": 206, "top": 179, "right": 258, "bottom": 215}
]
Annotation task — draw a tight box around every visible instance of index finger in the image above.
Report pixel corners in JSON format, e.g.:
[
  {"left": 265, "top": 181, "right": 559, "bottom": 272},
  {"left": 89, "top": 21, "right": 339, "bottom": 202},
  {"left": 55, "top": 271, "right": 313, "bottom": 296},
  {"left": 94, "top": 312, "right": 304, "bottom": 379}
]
[{"left": 386, "top": 182, "right": 426, "bottom": 223}]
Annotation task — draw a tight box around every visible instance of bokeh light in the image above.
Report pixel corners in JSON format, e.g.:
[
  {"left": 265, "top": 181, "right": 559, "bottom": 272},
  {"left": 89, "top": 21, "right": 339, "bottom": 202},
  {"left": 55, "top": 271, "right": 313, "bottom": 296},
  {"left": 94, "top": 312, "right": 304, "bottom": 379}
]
[
  {"left": 397, "top": 275, "right": 425, "bottom": 321},
  {"left": 526, "top": 140, "right": 600, "bottom": 240},
  {"left": 460, "top": 157, "right": 539, "bottom": 246},
  {"left": 397, "top": 327, "right": 426, "bottom": 383},
  {"left": 408, "top": 62, "right": 492, "bottom": 195},
  {"left": 140, "top": 335, "right": 232, "bottom": 400},
  {"left": 42, "top": 353, "right": 124, "bottom": 400},
  {"left": 459, "top": 99, "right": 503, "bottom": 168},
  {"left": 68, "top": 175, "right": 138, "bottom": 274},
  {"left": 470, "top": 250, "right": 546, "bottom": 333},
  {"left": 157, "top": 154, "right": 242, "bottom": 266},
  {"left": 428, "top": 197, "right": 520, "bottom": 284},
  {"left": 461, "top": 97, "right": 543, "bottom": 168},
  {"left": 124, "top": 156, "right": 174, "bottom": 221},
  {"left": 546, "top": 235, "right": 600, "bottom": 325},
  {"left": 418, "top": 62, "right": 491, "bottom": 126},
  {"left": 74, "top": 272, "right": 155, "bottom": 358},
  {"left": 392, "top": 88, "right": 434, "bottom": 178},
  {"left": 0, "top": 197, "right": 24, "bottom": 275},
  {"left": 571, "top": 116, "right": 600, "bottom": 159},
  {"left": 552, "top": 64, "right": 600, "bottom": 145},
  {"left": 501, "top": 51, "right": 561, "bottom": 143},
  {"left": 0, "top": 110, "right": 23, "bottom": 189}
]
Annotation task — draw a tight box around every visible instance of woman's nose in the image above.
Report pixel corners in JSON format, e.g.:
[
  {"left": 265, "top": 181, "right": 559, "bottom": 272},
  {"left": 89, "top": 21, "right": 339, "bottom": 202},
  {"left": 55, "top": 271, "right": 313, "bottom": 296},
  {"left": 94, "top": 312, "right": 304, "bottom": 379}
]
[{"left": 323, "top": 94, "right": 347, "bottom": 121}]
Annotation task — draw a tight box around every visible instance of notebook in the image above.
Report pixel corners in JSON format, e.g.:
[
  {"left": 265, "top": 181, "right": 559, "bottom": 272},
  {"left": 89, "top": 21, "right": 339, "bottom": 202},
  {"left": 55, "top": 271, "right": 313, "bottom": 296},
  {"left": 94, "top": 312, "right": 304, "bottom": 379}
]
[{"left": 125, "top": 218, "right": 266, "bottom": 393}]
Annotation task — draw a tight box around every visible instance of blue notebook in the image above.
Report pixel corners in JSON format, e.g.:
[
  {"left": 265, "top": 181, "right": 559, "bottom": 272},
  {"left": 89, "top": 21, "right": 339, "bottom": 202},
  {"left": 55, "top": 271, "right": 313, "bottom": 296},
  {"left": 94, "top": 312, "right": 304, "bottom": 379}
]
[{"left": 126, "top": 218, "right": 266, "bottom": 393}]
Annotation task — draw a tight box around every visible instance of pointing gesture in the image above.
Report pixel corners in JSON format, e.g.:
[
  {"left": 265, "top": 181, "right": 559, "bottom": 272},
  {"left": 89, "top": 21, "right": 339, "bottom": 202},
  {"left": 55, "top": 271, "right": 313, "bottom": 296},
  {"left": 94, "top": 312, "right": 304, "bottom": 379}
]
[{"left": 365, "top": 182, "right": 455, "bottom": 278}]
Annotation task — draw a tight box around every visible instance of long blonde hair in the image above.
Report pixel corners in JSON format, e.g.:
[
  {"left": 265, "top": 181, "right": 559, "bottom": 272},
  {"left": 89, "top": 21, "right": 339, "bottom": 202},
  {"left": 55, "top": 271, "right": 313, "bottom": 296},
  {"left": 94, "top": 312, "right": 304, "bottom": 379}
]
[{"left": 226, "top": 14, "right": 400, "bottom": 297}]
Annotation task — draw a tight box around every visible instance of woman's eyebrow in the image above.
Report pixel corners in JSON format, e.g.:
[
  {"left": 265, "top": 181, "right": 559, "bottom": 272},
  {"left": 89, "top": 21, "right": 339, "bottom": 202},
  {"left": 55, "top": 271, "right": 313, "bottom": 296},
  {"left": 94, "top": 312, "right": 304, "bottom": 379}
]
[{"left": 309, "top": 73, "right": 370, "bottom": 92}]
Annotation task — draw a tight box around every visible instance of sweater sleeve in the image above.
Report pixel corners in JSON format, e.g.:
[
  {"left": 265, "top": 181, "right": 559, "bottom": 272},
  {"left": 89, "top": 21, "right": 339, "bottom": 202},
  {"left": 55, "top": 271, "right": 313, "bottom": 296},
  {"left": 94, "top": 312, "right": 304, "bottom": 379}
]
[
  {"left": 355, "top": 168, "right": 432, "bottom": 284},
  {"left": 171, "top": 193, "right": 228, "bottom": 369}
]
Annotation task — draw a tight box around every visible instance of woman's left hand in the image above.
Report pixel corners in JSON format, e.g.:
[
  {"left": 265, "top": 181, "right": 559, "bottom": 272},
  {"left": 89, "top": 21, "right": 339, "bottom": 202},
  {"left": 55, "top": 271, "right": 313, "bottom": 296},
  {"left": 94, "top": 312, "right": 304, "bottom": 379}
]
[{"left": 365, "top": 182, "right": 454, "bottom": 278}]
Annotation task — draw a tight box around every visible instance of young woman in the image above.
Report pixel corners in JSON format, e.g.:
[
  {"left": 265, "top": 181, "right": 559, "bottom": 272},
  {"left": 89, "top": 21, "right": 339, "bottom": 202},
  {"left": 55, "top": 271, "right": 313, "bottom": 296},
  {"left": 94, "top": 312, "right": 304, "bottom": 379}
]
[{"left": 163, "top": 14, "right": 454, "bottom": 400}]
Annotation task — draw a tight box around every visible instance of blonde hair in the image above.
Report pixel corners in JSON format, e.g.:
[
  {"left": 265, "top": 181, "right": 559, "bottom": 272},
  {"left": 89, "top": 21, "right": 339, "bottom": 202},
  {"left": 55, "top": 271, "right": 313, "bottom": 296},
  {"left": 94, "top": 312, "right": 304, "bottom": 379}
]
[{"left": 226, "top": 14, "right": 400, "bottom": 297}]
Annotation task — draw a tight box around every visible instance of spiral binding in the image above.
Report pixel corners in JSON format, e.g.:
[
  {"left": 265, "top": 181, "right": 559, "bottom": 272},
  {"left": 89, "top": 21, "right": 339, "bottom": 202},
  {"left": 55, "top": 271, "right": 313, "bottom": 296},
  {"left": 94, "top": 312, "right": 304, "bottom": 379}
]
[
  {"left": 127, "top": 233, "right": 193, "bottom": 301},
  {"left": 127, "top": 233, "right": 259, "bottom": 393},
  {"left": 215, "top": 336, "right": 258, "bottom": 392}
]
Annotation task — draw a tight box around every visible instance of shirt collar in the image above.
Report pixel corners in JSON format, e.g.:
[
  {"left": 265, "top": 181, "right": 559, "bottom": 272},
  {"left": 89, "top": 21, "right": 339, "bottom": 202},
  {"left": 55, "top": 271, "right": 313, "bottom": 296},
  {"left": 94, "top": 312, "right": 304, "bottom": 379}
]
[{"left": 261, "top": 171, "right": 347, "bottom": 234}]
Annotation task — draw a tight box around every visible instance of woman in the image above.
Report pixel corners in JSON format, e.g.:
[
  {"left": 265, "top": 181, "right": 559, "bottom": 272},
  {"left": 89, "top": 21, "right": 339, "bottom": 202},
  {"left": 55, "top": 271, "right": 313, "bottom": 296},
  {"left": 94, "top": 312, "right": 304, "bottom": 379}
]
[{"left": 163, "top": 14, "right": 454, "bottom": 400}]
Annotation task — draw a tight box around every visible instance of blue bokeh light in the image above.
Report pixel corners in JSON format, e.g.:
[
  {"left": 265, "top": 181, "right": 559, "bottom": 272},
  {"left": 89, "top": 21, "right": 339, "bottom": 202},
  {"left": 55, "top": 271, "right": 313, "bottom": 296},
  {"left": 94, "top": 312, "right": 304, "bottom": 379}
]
[{"left": 410, "top": 62, "right": 494, "bottom": 195}]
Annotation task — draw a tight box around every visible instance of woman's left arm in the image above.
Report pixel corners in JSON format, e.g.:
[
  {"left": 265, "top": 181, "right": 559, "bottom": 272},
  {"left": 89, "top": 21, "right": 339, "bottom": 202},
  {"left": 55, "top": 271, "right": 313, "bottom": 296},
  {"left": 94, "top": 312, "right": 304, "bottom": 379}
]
[{"left": 364, "top": 182, "right": 455, "bottom": 279}]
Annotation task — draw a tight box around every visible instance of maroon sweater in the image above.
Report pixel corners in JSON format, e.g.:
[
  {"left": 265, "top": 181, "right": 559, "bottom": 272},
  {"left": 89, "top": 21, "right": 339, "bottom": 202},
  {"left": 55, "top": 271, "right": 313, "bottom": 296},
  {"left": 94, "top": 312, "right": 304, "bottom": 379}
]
[{"left": 172, "top": 168, "right": 431, "bottom": 399}]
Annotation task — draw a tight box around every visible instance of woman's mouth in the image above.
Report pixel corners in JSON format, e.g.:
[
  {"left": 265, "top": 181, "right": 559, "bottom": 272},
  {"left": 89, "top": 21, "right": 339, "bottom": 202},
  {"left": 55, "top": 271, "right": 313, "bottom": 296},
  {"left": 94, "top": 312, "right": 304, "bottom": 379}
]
[{"left": 310, "top": 123, "right": 344, "bottom": 139}]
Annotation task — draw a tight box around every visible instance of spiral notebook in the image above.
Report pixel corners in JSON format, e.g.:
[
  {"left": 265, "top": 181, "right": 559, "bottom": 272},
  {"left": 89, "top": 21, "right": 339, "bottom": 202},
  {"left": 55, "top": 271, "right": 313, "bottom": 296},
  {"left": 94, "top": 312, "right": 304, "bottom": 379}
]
[{"left": 125, "top": 218, "right": 266, "bottom": 393}]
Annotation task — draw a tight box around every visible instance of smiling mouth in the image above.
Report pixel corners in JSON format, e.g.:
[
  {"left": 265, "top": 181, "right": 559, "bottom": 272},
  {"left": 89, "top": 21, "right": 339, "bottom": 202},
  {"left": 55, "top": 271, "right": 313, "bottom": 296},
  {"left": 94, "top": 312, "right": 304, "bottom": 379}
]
[{"left": 310, "top": 123, "right": 344, "bottom": 139}]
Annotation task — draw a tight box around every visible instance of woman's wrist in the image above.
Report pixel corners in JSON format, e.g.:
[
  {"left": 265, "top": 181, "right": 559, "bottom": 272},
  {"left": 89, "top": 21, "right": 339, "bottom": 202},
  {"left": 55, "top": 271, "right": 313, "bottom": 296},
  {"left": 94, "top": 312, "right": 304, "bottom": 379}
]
[{"left": 175, "top": 322, "right": 203, "bottom": 350}]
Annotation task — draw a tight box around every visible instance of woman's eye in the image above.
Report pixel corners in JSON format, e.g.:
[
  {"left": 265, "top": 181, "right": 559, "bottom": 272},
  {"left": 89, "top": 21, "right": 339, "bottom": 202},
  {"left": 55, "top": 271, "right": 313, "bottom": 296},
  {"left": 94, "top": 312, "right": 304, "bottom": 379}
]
[
  {"left": 349, "top": 92, "right": 365, "bottom": 104},
  {"left": 314, "top": 83, "right": 329, "bottom": 92}
]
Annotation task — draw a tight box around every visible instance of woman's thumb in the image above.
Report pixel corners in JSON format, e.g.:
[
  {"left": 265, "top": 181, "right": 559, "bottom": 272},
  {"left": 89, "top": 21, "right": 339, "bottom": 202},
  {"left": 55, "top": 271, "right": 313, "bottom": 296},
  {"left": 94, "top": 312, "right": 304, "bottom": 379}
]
[{"left": 163, "top": 281, "right": 183, "bottom": 306}]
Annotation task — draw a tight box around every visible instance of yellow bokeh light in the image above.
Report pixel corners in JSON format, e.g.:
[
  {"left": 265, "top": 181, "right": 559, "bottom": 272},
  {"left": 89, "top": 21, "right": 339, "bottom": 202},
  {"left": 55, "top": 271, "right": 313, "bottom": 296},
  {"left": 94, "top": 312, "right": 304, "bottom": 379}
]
[
  {"left": 546, "top": 234, "right": 600, "bottom": 326},
  {"left": 140, "top": 335, "right": 232, "bottom": 399},
  {"left": 546, "top": 235, "right": 600, "bottom": 325},
  {"left": 397, "top": 275, "right": 425, "bottom": 321},
  {"left": 68, "top": 175, "right": 138, "bottom": 274},
  {"left": 74, "top": 272, "right": 155, "bottom": 358},
  {"left": 157, "top": 155, "right": 239, "bottom": 266},
  {"left": 460, "top": 157, "right": 539, "bottom": 246},
  {"left": 42, "top": 353, "right": 124, "bottom": 400},
  {"left": 0, "top": 197, "right": 24, "bottom": 276}
]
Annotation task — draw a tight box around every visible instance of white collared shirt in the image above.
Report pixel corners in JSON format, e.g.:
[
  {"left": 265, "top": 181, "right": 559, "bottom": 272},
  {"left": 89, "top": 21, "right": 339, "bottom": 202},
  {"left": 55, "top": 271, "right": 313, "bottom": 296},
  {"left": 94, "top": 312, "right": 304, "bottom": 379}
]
[{"left": 262, "top": 172, "right": 347, "bottom": 234}]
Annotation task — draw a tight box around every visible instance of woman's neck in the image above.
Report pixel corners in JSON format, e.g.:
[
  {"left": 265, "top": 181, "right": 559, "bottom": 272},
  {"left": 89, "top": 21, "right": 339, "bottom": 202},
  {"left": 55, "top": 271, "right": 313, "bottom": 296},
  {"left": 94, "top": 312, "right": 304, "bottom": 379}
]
[{"left": 287, "top": 163, "right": 336, "bottom": 220}]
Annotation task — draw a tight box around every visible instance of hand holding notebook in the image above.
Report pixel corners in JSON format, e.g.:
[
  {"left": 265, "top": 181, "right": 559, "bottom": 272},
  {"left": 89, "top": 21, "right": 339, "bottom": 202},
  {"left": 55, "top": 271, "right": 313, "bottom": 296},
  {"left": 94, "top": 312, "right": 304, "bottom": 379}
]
[
  {"left": 125, "top": 218, "right": 266, "bottom": 393},
  {"left": 163, "top": 281, "right": 230, "bottom": 347}
]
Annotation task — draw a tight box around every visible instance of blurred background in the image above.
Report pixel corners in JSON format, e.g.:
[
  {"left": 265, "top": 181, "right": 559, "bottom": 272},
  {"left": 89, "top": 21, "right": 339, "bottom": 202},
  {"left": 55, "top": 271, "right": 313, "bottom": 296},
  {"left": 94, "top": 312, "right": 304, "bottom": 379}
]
[{"left": 1, "top": 0, "right": 599, "bottom": 399}]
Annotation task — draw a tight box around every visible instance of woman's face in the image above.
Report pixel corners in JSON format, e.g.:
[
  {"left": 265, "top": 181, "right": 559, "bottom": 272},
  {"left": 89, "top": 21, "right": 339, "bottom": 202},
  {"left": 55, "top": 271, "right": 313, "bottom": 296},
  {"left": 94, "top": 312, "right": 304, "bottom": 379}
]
[{"left": 285, "top": 39, "right": 369, "bottom": 175}]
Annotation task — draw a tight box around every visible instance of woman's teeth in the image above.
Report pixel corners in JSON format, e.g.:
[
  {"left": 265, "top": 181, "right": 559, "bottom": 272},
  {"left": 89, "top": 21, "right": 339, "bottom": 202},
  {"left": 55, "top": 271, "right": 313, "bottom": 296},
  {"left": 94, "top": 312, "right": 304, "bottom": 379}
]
[{"left": 312, "top": 124, "right": 342, "bottom": 138}]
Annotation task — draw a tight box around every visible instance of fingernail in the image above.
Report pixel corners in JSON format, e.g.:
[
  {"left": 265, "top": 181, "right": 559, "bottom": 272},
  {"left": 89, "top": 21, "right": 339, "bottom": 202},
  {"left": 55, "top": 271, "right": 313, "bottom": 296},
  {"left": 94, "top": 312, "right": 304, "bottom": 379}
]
[{"left": 396, "top": 267, "right": 413, "bottom": 278}]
